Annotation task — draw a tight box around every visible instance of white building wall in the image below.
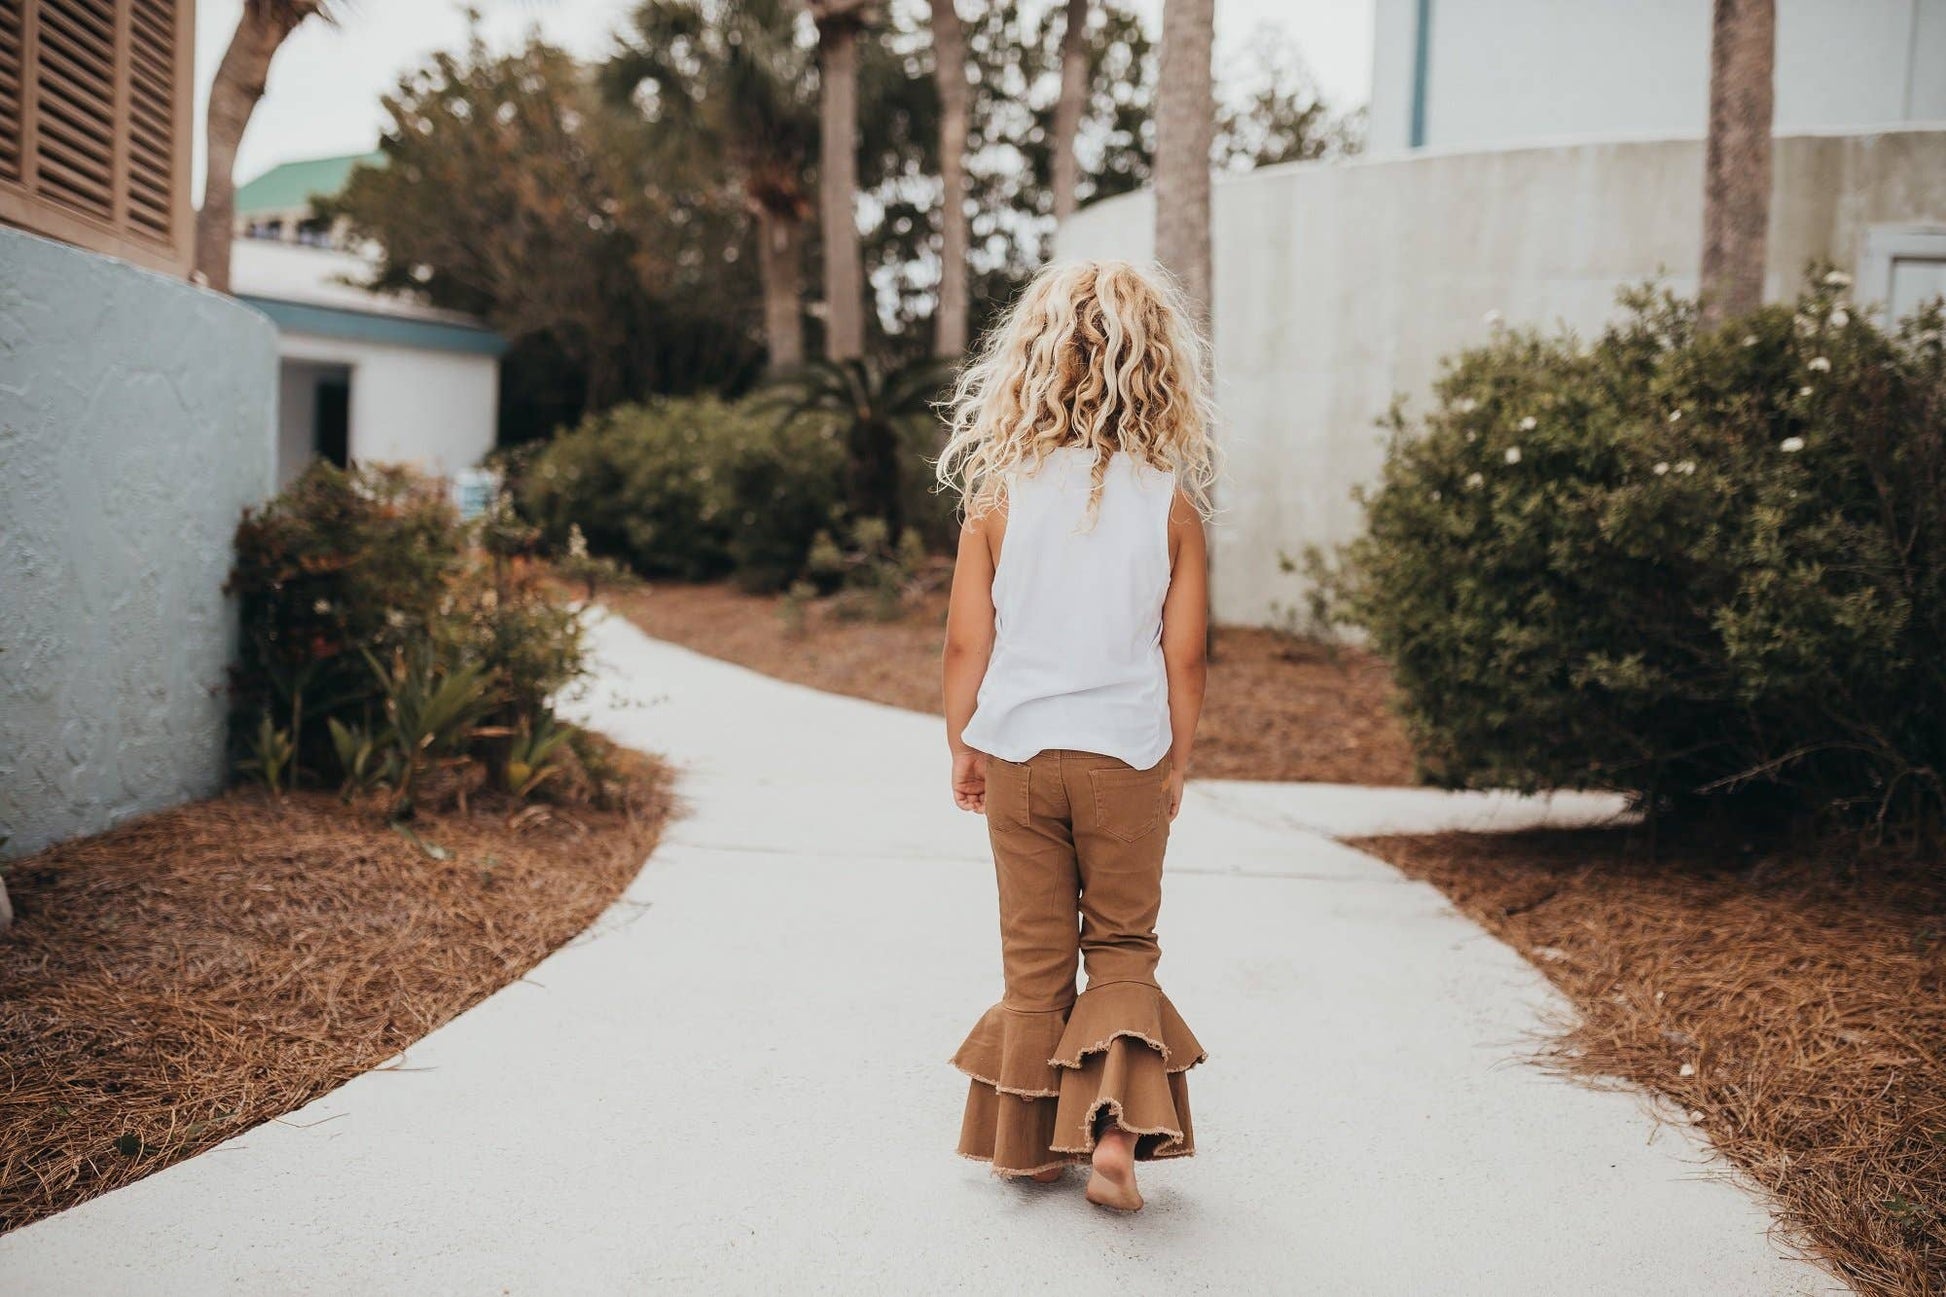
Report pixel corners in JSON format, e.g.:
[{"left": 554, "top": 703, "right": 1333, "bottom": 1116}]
[
  {"left": 1059, "top": 130, "right": 1946, "bottom": 626},
  {"left": 275, "top": 359, "right": 342, "bottom": 489},
  {"left": 1369, "top": 0, "right": 1946, "bottom": 156},
  {"left": 278, "top": 333, "right": 499, "bottom": 480}
]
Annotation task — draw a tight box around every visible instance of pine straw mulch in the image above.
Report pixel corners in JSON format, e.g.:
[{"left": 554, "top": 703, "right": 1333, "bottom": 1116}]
[
  {"left": 0, "top": 744, "right": 674, "bottom": 1236},
  {"left": 1356, "top": 826, "right": 1946, "bottom": 1296},
  {"left": 597, "top": 579, "right": 1416, "bottom": 786}
]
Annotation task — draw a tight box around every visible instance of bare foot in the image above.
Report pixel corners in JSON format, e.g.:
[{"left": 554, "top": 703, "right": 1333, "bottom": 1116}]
[
  {"left": 1085, "top": 1127, "right": 1142, "bottom": 1212},
  {"left": 1030, "top": 1166, "right": 1066, "bottom": 1184}
]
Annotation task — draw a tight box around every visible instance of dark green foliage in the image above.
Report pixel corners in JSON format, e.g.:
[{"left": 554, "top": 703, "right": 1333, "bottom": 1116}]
[
  {"left": 755, "top": 356, "right": 954, "bottom": 541},
  {"left": 227, "top": 464, "right": 588, "bottom": 805},
  {"left": 518, "top": 395, "right": 850, "bottom": 592},
  {"left": 330, "top": 28, "right": 764, "bottom": 439},
  {"left": 1334, "top": 277, "right": 1946, "bottom": 832},
  {"left": 229, "top": 465, "right": 463, "bottom": 766}
]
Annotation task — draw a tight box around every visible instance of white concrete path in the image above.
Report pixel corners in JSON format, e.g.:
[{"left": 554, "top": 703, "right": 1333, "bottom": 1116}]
[{"left": 1, "top": 613, "right": 1835, "bottom": 1295}]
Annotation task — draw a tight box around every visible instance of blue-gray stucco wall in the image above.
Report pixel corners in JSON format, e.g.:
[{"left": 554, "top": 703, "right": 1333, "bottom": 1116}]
[{"left": 1, "top": 227, "right": 277, "bottom": 858}]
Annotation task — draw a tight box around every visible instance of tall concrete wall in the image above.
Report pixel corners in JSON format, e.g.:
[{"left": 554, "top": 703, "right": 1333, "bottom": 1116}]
[
  {"left": 0, "top": 228, "right": 276, "bottom": 858},
  {"left": 1058, "top": 130, "right": 1946, "bottom": 625},
  {"left": 1369, "top": 0, "right": 1946, "bottom": 156}
]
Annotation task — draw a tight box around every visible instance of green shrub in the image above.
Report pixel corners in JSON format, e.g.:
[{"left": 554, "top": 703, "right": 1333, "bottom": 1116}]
[
  {"left": 1333, "top": 276, "right": 1946, "bottom": 831},
  {"left": 519, "top": 395, "right": 849, "bottom": 590},
  {"left": 515, "top": 388, "right": 958, "bottom": 594},
  {"left": 229, "top": 464, "right": 462, "bottom": 770},
  {"left": 227, "top": 463, "right": 588, "bottom": 806},
  {"left": 721, "top": 410, "right": 851, "bottom": 593}
]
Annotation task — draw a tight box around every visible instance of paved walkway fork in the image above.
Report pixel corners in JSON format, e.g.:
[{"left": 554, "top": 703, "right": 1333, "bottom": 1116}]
[{"left": 0, "top": 613, "right": 1832, "bottom": 1295}]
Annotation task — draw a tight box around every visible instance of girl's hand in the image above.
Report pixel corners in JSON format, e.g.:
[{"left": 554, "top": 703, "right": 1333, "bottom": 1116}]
[
  {"left": 952, "top": 749, "right": 988, "bottom": 813},
  {"left": 1167, "top": 763, "right": 1187, "bottom": 821}
]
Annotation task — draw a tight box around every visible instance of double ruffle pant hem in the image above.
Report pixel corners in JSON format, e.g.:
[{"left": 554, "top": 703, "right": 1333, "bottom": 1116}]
[{"left": 951, "top": 980, "right": 1205, "bottom": 1176}]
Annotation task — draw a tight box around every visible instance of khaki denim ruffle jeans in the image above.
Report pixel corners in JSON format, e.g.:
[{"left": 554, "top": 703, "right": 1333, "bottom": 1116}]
[{"left": 952, "top": 749, "right": 1205, "bottom": 1176}]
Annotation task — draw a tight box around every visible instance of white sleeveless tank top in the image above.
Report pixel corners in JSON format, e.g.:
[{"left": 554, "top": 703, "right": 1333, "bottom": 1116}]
[{"left": 961, "top": 446, "right": 1176, "bottom": 768}]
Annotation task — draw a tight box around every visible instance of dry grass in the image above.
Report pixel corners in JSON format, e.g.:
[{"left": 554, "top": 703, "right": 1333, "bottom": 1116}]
[
  {"left": 0, "top": 745, "right": 673, "bottom": 1235},
  {"left": 600, "top": 579, "right": 1416, "bottom": 786},
  {"left": 1357, "top": 828, "right": 1946, "bottom": 1296}
]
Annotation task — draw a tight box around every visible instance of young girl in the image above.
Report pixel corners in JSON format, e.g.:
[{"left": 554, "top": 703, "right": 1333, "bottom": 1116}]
[{"left": 936, "top": 259, "right": 1216, "bottom": 1213}]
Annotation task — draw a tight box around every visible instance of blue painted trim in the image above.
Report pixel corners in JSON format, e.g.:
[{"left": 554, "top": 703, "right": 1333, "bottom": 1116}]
[
  {"left": 238, "top": 296, "right": 508, "bottom": 357},
  {"left": 1409, "top": 0, "right": 1433, "bottom": 149}
]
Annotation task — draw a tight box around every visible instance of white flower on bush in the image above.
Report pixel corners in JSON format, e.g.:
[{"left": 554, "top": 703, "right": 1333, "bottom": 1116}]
[
  {"left": 1653, "top": 461, "right": 1671, "bottom": 476},
  {"left": 1799, "top": 385, "right": 1815, "bottom": 397},
  {"left": 1466, "top": 471, "right": 1485, "bottom": 488},
  {"left": 1780, "top": 436, "right": 1806, "bottom": 453},
  {"left": 1675, "top": 460, "right": 1697, "bottom": 475},
  {"left": 1741, "top": 334, "right": 1760, "bottom": 347},
  {"left": 1794, "top": 315, "right": 1817, "bottom": 338},
  {"left": 1831, "top": 308, "right": 1850, "bottom": 328},
  {"left": 1504, "top": 446, "right": 1522, "bottom": 464},
  {"left": 312, "top": 599, "right": 332, "bottom": 615},
  {"left": 1823, "top": 269, "right": 1853, "bottom": 289},
  {"left": 1518, "top": 415, "right": 1537, "bottom": 431},
  {"left": 1668, "top": 409, "right": 1683, "bottom": 423},
  {"left": 1807, "top": 356, "right": 1831, "bottom": 372},
  {"left": 1454, "top": 397, "right": 1479, "bottom": 414}
]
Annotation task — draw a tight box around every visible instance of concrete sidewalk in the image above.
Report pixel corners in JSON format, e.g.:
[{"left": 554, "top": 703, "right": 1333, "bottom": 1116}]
[{"left": 0, "top": 612, "right": 1833, "bottom": 1295}]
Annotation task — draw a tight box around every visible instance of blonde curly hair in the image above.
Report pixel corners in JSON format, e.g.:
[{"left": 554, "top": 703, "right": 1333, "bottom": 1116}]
[{"left": 934, "top": 259, "right": 1218, "bottom": 522}]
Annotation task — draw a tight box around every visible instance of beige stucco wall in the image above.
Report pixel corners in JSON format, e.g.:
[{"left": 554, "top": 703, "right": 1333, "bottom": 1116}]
[{"left": 1059, "top": 129, "right": 1946, "bottom": 625}]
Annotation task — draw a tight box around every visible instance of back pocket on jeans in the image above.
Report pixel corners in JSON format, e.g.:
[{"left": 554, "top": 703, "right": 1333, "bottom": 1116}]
[
  {"left": 985, "top": 758, "right": 1030, "bottom": 831},
  {"left": 1088, "top": 765, "right": 1163, "bottom": 843}
]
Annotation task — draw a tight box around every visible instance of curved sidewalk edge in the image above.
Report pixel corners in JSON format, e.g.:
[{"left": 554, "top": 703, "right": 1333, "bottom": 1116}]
[{"left": 0, "top": 611, "right": 1835, "bottom": 1296}]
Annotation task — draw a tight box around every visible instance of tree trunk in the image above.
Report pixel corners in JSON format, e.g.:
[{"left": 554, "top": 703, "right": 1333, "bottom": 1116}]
[
  {"left": 929, "top": 0, "right": 971, "bottom": 358},
  {"left": 1154, "top": 0, "right": 1215, "bottom": 326},
  {"left": 815, "top": 17, "right": 866, "bottom": 360},
  {"left": 196, "top": 1, "right": 320, "bottom": 292},
  {"left": 1050, "top": 0, "right": 1090, "bottom": 227},
  {"left": 755, "top": 206, "right": 806, "bottom": 371},
  {"left": 1699, "top": 0, "right": 1775, "bottom": 327},
  {"left": 852, "top": 416, "right": 904, "bottom": 539}
]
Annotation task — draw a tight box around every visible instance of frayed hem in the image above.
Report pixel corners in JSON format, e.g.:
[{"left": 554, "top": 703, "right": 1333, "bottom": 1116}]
[
  {"left": 1048, "top": 1098, "right": 1190, "bottom": 1158},
  {"left": 952, "top": 1063, "right": 1061, "bottom": 1099},
  {"left": 1050, "top": 1028, "right": 1174, "bottom": 1070},
  {"left": 956, "top": 1150, "right": 1083, "bottom": 1178}
]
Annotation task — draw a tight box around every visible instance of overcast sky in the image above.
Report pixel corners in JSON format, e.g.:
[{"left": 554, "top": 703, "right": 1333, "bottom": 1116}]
[{"left": 195, "top": 0, "right": 1376, "bottom": 196}]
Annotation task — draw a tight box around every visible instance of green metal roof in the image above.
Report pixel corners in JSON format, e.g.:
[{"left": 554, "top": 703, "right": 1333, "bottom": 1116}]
[
  {"left": 239, "top": 296, "right": 509, "bottom": 357},
  {"left": 234, "top": 151, "right": 386, "bottom": 217}
]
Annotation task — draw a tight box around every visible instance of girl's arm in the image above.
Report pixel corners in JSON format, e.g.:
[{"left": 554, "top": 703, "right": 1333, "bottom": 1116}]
[
  {"left": 943, "top": 512, "right": 999, "bottom": 812},
  {"left": 1160, "top": 490, "right": 1209, "bottom": 820}
]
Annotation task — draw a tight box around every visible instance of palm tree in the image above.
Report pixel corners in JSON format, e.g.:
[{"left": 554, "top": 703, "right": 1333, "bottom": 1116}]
[
  {"left": 608, "top": 0, "right": 818, "bottom": 371},
  {"left": 1700, "top": 0, "right": 1776, "bottom": 326},
  {"left": 761, "top": 356, "right": 951, "bottom": 537},
  {"left": 1049, "top": 0, "right": 1091, "bottom": 226},
  {"left": 928, "top": 0, "right": 971, "bottom": 358},
  {"left": 806, "top": 0, "right": 874, "bottom": 361},
  {"left": 1154, "top": 0, "right": 1214, "bottom": 325},
  {"left": 196, "top": 0, "right": 332, "bottom": 291}
]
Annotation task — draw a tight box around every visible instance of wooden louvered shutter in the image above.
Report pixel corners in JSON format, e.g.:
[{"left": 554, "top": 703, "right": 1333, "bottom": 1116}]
[
  {"left": 0, "top": 0, "right": 193, "bottom": 276},
  {"left": 124, "top": 0, "right": 175, "bottom": 240},
  {"left": 0, "top": 5, "right": 21, "bottom": 184},
  {"left": 33, "top": 0, "right": 116, "bottom": 219}
]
